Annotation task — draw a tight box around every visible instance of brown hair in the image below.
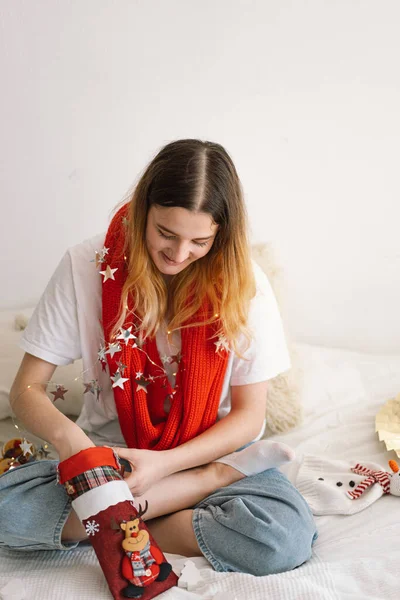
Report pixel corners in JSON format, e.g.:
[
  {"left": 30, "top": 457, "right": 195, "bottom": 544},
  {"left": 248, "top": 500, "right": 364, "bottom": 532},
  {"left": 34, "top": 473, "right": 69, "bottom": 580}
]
[{"left": 110, "top": 138, "right": 256, "bottom": 356}]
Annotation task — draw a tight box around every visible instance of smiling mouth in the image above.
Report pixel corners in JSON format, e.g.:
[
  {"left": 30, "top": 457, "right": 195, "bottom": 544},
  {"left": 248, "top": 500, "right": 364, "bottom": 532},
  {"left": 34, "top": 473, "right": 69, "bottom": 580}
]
[
  {"left": 128, "top": 533, "right": 144, "bottom": 545},
  {"left": 162, "top": 252, "right": 185, "bottom": 266}
]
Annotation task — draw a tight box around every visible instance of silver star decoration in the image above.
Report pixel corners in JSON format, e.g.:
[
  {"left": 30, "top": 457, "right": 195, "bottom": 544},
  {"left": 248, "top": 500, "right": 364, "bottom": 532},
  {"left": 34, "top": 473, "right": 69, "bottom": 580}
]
[
  {"left": 111, "top": 372, "right": 129, "bottom": 390},
  {"left": 98, "top": 345, "right": 107, "bottom": 362},
  {"left": 136, "top": 377, "right": 150, "bottom": 394},
  {"left": 94, "top": 383, "right": 102, "bottom": 400},
  {"left": 99, "top": 265, "right": 118, "bottom": 282},
  {"left": 19, "top": 438, "right": 33, "bottom": 457},
  {"left": 116, "top": 360, "right": 127, "bottom": 374},
  {"left": 83, "top": 380, "right": 102, "bottom": 400},
  {"left": 91, "top": 247, "right": 110, "bottom": 269},
  {"left": 116, "top": 326, "right": 137, "bottom": 346},
  {"left": 106, "top": 342, "right": 122, "bottom": 358},
  {"left": 161, "top": 355, "right": 172, "bottom": 365},
  {"left": 93, "top": 251, "right": 105, "bottom": 269},
  {"left": 135, "top": 371, "right": 143, "bottom": 379},
  {"left": 214, "top": 336, "right": 230, "bottom": 353},
  {"left": 38, "top": 445, "right": 51, "bottom": 459},
  {"left": 83, "top": 380, "right": 96, "bottom": 394}
]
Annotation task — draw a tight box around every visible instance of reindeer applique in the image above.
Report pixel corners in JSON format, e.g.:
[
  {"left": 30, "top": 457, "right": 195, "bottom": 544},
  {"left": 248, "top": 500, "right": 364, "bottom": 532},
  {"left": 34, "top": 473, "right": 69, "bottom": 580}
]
[{"left": 111, "top": 501, "right": 172, "bottom": 598}]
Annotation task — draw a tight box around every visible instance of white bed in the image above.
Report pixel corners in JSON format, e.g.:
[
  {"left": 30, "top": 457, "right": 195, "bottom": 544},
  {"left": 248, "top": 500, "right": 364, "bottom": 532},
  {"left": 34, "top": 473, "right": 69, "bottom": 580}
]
[{"left": 1, "top": 341, "right": 399, "bottom": 599}]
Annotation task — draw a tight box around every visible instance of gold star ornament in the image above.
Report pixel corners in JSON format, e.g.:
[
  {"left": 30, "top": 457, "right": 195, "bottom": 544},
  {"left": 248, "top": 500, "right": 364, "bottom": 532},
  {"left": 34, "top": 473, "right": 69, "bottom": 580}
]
[{"left": 99, "top": 265, "right": 118, "bottom": 282}]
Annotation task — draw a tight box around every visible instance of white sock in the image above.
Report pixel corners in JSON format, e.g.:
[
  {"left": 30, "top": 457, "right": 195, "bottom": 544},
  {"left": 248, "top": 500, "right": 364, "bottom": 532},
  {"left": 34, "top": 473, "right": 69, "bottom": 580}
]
[{"left": 214, "top": 440, "right": 296, "bottom": 476}]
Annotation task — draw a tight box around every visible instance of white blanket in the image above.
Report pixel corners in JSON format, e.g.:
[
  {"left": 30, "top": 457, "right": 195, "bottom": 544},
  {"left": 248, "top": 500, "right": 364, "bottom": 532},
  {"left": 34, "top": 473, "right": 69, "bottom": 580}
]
[{"left": 1, "top": 342, "right": 400, "bottom": 599}]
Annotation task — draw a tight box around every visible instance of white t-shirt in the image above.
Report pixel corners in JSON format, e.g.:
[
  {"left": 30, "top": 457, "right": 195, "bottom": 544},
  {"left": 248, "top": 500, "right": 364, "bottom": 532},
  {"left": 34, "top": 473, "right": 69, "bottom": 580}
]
[{"left": 19, "top": 232, "right": 291, "bottom": 446}]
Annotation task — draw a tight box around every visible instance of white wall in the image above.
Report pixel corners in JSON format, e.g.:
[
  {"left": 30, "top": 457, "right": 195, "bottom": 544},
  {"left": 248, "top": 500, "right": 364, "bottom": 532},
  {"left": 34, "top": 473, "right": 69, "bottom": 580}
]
[{"left": 1, "top": 0, "right": 399, "bottom": 353}]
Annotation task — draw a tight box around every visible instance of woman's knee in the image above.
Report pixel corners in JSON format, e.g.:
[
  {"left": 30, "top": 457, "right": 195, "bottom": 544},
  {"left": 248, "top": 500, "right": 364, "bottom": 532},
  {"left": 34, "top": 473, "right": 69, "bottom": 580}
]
[
  {"left": 255, "top": 523, "right": 318, "bottom": 576},
  {"left": 193, "top": 489, "right": 318, "bottom": 576},
  {"left": 0, "top": 460, "right": 76, "bottom": 551}
]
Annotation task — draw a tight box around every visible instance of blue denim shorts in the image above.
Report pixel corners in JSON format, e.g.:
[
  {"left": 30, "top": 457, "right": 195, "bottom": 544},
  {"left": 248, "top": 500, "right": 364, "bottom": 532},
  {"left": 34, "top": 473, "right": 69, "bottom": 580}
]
[{"left": 0, "top": 460, "right": 318, "bottom": 576}]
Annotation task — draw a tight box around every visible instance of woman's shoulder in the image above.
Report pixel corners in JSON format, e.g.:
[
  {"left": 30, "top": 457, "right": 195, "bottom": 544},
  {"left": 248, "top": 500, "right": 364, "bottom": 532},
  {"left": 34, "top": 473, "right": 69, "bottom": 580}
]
[
  {"left": 53, "top": 232, "right": 107, "bottom": 307},
  {"left": 68, "top": 231, "right": 107, "bottom": 262},
  {"left": 66, "top": 231, "right": 107, "bottom": 278}
]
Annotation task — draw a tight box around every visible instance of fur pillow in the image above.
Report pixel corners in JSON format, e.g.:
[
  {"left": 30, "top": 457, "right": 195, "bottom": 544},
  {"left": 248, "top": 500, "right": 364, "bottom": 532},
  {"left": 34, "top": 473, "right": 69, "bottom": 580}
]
[{"left": 251, "top": 244, "right": 303, "bottom": 435}]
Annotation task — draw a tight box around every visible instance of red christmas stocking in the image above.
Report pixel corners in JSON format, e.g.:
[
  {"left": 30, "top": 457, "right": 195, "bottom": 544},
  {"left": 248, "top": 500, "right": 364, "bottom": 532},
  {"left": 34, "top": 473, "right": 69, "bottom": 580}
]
[{"left": 58, "top": 447, "right": 178, "bottom": 599}]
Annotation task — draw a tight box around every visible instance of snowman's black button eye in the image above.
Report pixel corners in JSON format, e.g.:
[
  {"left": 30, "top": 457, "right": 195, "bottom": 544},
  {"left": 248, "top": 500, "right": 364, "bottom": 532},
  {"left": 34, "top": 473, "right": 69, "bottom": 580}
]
[
  {"left": 336, "top": 481, "right": 343, "bottom": 487},
  {"left": 318, "top": 478, "right": 324, "bottom": 481},
  {"left": 349, "top": 481, "right": 355, "bottom": 487}
]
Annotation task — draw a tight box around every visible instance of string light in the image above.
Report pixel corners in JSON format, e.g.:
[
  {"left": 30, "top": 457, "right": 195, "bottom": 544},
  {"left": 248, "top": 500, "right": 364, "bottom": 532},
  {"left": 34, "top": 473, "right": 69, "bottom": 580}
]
[
  {"left": 11, "top": 247, "right": 227, "bottom": 450},
  {"left": 1, "top": 433, "right": 51, "bottom": 473},
  {"left": 11, "top": 312, "right": 178, "bottom": 442}
]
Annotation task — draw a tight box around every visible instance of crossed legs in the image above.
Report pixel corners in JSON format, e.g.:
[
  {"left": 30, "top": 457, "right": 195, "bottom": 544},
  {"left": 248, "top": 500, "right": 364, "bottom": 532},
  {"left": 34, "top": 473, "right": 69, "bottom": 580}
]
[{"left": 62, "top": 461, "right": 244, "bottom": 555}]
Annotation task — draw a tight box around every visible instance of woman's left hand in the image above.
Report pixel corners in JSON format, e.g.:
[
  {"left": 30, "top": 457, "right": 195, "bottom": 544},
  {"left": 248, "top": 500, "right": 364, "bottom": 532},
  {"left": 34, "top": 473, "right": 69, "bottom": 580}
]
[{"left": 112, "top": 447, "right": 170, "bottom": 496}]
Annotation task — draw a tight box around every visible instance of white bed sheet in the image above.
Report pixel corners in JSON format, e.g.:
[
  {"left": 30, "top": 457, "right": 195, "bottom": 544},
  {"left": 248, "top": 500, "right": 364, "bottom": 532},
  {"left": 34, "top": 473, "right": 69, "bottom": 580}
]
[{"left": 1, "top": 342, "right": 400, "bottom": 600}]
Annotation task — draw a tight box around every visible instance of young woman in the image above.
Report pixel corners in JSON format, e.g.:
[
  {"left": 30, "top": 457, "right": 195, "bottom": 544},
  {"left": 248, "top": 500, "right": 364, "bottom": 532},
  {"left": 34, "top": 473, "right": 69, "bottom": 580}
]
[{"left": 1, "top": 139, "right": 317, "bottom": 576}]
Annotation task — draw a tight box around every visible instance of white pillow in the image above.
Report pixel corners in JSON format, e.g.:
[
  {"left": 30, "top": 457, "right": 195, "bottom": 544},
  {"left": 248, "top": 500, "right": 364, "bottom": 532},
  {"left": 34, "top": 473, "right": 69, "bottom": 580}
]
[{"left": 0, "top": 308, "right": 84, "bottom": 419}]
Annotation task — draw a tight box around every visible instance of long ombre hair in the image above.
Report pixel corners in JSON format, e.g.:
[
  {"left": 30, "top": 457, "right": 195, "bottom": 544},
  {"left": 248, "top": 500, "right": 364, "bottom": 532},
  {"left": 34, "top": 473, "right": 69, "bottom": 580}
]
[{"left": 110, "top": 139, "right": 256, "bottom": 356}]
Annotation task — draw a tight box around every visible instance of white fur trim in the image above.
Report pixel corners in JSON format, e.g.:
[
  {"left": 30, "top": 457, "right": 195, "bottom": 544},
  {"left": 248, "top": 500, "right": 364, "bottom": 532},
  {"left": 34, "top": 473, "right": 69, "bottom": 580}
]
[{"left": 71, "top": 479, "right": 134, "bottom": 521}]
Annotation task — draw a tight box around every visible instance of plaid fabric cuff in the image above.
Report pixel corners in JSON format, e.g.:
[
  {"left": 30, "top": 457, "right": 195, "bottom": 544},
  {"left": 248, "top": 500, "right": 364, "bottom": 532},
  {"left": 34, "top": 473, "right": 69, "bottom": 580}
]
[{"left": 64, "top": 466, "right": 123, "bottom": 500}]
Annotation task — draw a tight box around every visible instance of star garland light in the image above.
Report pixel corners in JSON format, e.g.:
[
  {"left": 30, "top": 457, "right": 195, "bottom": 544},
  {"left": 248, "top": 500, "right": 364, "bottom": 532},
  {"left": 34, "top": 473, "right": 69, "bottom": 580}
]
[
  {"left": 99, "top": 265, "right": 118, "bottom": 282},
  {"left": 9, "top": 239, "right": 230, "bottom": 467},
  {"left": 110, "top": 371, "right": 129, "bottom": 390},
  {"left": 90, "top": 246, "right": 109, "bottom": 269},
  {"left": 116, "top": 326, "right": 137, "bottom": 346},
  {"left": 50, "top": 384, "right": 69, "bottom": 401},
  {"left": 214, "top": 335, "right": 230, "bottom": 353},
  {"left": 83, "top": 380, "right": 102, "bottom": 400}
]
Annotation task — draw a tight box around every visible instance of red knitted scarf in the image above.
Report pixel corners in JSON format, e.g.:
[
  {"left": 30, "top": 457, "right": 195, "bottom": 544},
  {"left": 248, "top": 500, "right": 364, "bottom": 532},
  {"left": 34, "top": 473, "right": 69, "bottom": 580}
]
[{"left": 101, "top": 205, "right": 230, "bottom": 450}]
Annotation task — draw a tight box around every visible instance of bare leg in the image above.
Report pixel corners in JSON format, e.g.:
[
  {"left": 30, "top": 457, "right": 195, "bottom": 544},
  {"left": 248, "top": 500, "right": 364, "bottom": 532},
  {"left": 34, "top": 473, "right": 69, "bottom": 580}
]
[
  {"left": 140, "top": 462, "right": 243, "bottom": 519},
  {"left": 62, "top": 462, "right": 242, "bottom": 545},
  {"left": 146, "top": 510, "right": 201, "bottom": 556}
]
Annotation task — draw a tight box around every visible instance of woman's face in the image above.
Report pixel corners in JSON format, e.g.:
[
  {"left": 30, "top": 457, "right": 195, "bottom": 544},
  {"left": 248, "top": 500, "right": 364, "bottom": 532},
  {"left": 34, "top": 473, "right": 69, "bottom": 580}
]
[{"left": 145, "top": 205, "right": 218, "bottom": 277}]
